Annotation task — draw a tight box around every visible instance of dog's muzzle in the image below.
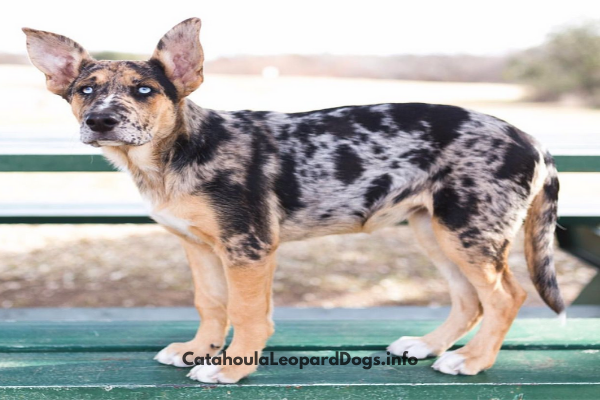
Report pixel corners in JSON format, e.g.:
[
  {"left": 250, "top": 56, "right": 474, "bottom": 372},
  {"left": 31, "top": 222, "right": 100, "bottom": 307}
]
[
  {"left": 82, "top": 112, "right": 124, "bottom": 147},
  {"left": 85, "top": 112, "right": 120, "bottom": 133}
]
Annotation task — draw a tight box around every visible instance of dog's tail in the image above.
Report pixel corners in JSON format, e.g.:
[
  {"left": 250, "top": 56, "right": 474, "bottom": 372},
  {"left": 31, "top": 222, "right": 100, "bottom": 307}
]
[{"left": 524, "top": 151, "right": 565, "bottom": 317}]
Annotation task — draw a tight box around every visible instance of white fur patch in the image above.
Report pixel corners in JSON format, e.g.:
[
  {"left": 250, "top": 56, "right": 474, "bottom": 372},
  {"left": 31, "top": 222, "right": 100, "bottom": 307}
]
[
  {"left": 154, "top": 346, "right": 191, "bottom": 368},
  {"left": 151, "top": 208, "right": 199, "bottom": 242},
  {"left": 387, "top": 336, "right": 434, "bottom": 359},
  {"left": 97, "top": 94, "right": 115, "bottom": 110},
  {"left": 432, "top": 351, "right": 467, "bottom": 375},
  {"left": 558, "top": 310, "right": 567, "bottom": 326},
  {"left": 96, "top": 140, "right": 123, "bottom": 147},
  {"left": 187, "top": 364, "right": 237, "bottom": 384}
]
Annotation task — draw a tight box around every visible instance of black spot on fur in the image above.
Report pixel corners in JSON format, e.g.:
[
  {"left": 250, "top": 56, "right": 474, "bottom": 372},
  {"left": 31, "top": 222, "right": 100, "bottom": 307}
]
[
  {"left": 390, "top": 104, "right": 469, "bottom": 170},
  {"left": 320, "top": 114, "right": 355, "bottom": 139},
  {"left": 461, "top": 176, "right": 475, "bottom": 187},
  {"left": 389, "top": 103, "right": 429, "bottom": 133},
  {"left": 390, "top": 103, "right": 469, "bottom": 147},
  {"left": 544, "top": 175, "right": 559, "bottom": 202},
  {"left": 464, "top": 138, "right": 478, "bottom": 148},
  {"left": 431, "top": 166, "right": 453, "bottom": 182},
  {"left": 304, "top": 142, "right": 318, "bottom": 159},
  {"left": 459, "top": 227, "right": 481, "bottom": 248},
  {"left": 494, "top": 239, "right": 510, "bottom": 271},
  {"left": 166, "top": 111, "right": 231, "bottom": 171},
  {"left": 424, "top": 105, "right": 469, "bottom": 149},
  {"left": 433, "top": 186, "right": 476, "bottom": 230},
  {"left": 239, "top": 235, "right": 264, "bottom": 261},
  {"left": 275, "top": 152, "right": 306, "bottom": 216},
  {"left": 334, "top": 144, "right": 364, "bottom": 185},
  {"left": 278, "top": 125, "right": 291, "bottom": 141},
  {"left": 494, "top": 126, "right": 538, "bottom": 192},
  {"left": 492, "top": 138, "right": 504, "bottom": 148},
  {"left": 200, "top": 170, "right": 250, "bottom": 235},
  {"left": 393, "top": 188, "right": 413, "bottom": 204},
  {"left": 372, "top": 144, "right": 384, "bottom": 154},
  {"left": 352, "top": 106, "right": 386, "bottom": 132},
  {"left": 199, "top": 169, "right": 272, "bottom": 253},
  {"left": 364, "top": 174, "right": 392, "bottom": 209},
  {"left": 401, "top": 148, "right": 434, "bottom": 170}
]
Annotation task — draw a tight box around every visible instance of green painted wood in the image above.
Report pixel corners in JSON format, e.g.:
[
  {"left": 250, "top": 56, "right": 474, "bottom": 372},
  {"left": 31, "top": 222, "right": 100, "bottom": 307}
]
[
  {"left": 0, "top": 350, "right": 599, "bottom": 399},
  {"left": 554, "top": 155, "right": 600, "bottom": 172},
  {"left": 1, "top": 214, "right": 599, "bottom": 224},
  {"left": 0, "top": 154, "right": 598, "bottom": 172},
  {"left": 0, "top": 154, "right": 116, "bottom": 172},
  {"left": 558, "top": 216, "right": 600, "bottom": 226},
  {"left": 0, "top": 319, "right": 597, "bottom": 353},
  {"left": 0, "top": 215, "right": 155, "bottom": 224}
]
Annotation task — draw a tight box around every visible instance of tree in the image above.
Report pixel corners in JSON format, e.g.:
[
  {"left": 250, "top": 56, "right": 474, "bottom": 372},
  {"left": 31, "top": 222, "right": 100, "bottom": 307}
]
[{"left": 505, "top": 21, "right": 600, "bottom": 107}]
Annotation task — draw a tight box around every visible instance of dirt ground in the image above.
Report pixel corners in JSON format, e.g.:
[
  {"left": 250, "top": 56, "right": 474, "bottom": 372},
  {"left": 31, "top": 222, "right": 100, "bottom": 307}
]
[{"left": 0, "top": 224, "right": 594, "bottom": 309}]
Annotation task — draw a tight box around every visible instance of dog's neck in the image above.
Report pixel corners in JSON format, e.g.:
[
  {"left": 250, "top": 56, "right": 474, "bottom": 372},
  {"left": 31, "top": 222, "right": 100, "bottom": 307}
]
[{"left": 101, "top": 99, "right": 207, "bottom": 205}]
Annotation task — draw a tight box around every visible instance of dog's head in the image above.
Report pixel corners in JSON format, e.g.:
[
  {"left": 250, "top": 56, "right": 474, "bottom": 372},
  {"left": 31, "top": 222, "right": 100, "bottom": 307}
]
[{"left": 23, "top": 18, "right": 204, "bottom": 147}]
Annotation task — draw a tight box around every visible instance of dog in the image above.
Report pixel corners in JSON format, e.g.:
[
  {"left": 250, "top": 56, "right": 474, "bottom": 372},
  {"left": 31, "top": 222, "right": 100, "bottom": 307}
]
[{"left": 23, "top": 18, "right": 564, "bottom": 383}]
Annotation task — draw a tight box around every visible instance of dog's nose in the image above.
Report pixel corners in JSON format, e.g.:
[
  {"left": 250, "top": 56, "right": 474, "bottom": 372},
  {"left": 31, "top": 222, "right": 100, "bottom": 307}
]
[{"left": 85, "top": 113, "right": 120, "bottom": 132}]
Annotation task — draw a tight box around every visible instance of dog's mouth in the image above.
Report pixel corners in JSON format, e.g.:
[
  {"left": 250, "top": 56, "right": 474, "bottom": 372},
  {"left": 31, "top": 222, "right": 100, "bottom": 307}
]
[
  {"left": 93, "top": 140, "right": 125, "bottom": 147},
  {"left": 80, "top": 125, "right": 151, "bottom": 148},
  {"left": 82, "top": 139, "right": 126, "bottom": 148}
]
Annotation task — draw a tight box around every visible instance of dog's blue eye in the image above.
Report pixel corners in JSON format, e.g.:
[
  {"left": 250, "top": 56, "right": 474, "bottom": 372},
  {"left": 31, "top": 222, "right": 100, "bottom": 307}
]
[
  {"left": 138, "top": 86, "right": 152, "bottom": 95},
  {"left": 81, "top": 86, "right": 94, "bottom": 94}
]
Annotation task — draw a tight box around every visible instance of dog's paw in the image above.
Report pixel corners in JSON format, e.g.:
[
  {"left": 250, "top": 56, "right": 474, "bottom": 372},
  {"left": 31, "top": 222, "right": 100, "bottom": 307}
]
[
  {"left": 154, "top": 341, "right": 219, "bottom": 368},
  {"left": 387, "top": 336, "right": 435, "bottom": 359},
  {"left": 187, "top": 364, "right": 238, "bottom": 384},
  {"left": 432, "top": 351, "right": 466, "bottom": 375},
  {"left": 433, "top": 350, "right": 490, "bottom": 375},
  {"left": 154, "top": 345, "right": 192, "bottom": 367}
]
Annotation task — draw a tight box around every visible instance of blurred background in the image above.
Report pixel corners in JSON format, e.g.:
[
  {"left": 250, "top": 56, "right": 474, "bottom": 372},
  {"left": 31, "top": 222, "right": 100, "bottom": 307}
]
[{"left": 0, "top": 0, "right": 598, "bottom": 309}]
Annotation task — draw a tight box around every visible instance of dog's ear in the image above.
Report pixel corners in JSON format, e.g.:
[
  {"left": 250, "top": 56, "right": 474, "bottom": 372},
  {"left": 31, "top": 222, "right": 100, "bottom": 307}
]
[
  {"left": 22, "top": 28, "right": 92, "bottom": 98},
  {"left": 150, "top": 18, "right": 204, "bottom": 97}
]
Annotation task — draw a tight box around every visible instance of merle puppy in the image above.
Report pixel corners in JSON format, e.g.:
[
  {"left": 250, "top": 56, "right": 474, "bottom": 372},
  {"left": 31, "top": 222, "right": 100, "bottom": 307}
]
[{"left": 23, "top": 18, "right": 563, "bottom": 383}]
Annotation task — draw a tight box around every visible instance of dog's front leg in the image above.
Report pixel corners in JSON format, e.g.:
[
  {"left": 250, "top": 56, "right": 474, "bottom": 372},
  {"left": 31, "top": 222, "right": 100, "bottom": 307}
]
[
  {"left": 188, "top": 251, "right": 276, "bottom": 383},
  {"left": 155, "top": 240, "right": 229, "bottom": 367}
]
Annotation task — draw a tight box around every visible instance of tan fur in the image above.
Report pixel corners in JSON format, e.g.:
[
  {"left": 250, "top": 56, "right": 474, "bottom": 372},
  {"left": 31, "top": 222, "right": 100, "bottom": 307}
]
[
  {"left": 431, "top": 218, "right": 527, "bottom": 374},
  {"left": 159, "top": 241, "right": 229, "bottom": 360},
  {"left": 212, "top": 252, "right": 277, "bottom": 381},
  {"left": 407, "top": 211, "right": 483, "bottom": 355}
]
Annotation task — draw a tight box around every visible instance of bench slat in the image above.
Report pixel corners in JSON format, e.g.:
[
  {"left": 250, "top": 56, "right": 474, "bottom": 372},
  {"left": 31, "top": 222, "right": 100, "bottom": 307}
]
[
  {"left": 0, "top": 154, "right": 599, "bottom": 172},
  {"left": 0, "top": 319, "right": 597, "bottom": 353},
  {"left": 0, "top": 203, "right": 598, "bottom": 224},
  {"left": 0, "top": 350, "right": 599, "bottom": 399}
]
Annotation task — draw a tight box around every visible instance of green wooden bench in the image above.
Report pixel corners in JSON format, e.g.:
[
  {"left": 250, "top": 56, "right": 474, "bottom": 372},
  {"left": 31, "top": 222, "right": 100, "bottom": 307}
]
[
  {"left": 1, "top": 135, "right": 599, "bottom": 397},
  {"left": 0, "top": 319, "right": 599, "bottom": 398}
]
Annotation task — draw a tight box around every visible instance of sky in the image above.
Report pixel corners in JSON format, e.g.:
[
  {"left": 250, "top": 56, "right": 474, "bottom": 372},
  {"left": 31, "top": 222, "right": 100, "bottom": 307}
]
[{"left": 1, "top": 0, "right": 598, "bottom": 59}]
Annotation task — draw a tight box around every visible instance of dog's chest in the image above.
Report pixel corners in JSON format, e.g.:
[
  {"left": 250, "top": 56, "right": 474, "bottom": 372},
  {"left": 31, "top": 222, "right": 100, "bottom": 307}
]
[
  {"left": 144, "top": 199, "right": 203, "bottom": 243},
  {"left": 151, "top": 208, "right": 194, "bottom": 238}
]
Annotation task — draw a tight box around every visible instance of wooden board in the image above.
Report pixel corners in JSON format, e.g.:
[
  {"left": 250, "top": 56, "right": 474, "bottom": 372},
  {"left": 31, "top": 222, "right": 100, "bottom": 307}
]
[
  {"left": 1, "top": 153, "right": 598, "bottom": 172},
  {"left": 1, "top": 350, "right": 599, "bottom": 399},
  {"left": 1, "top": 319, "right": 599, "bottom": 399},
  {"left": 0, "top": 319, "right": 598, "bottom": 353}
]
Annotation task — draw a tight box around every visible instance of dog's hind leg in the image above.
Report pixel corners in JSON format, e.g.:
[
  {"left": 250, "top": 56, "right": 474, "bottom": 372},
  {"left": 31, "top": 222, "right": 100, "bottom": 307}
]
[
  {"left": 388, "top": 210, "right": 483, "bottom": 359},
  {"left": 430, "top": 218, "right": 527, "bottom": 375},
  {"left": 155, "top": 240, "right": 229, "bottom": 367}
]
